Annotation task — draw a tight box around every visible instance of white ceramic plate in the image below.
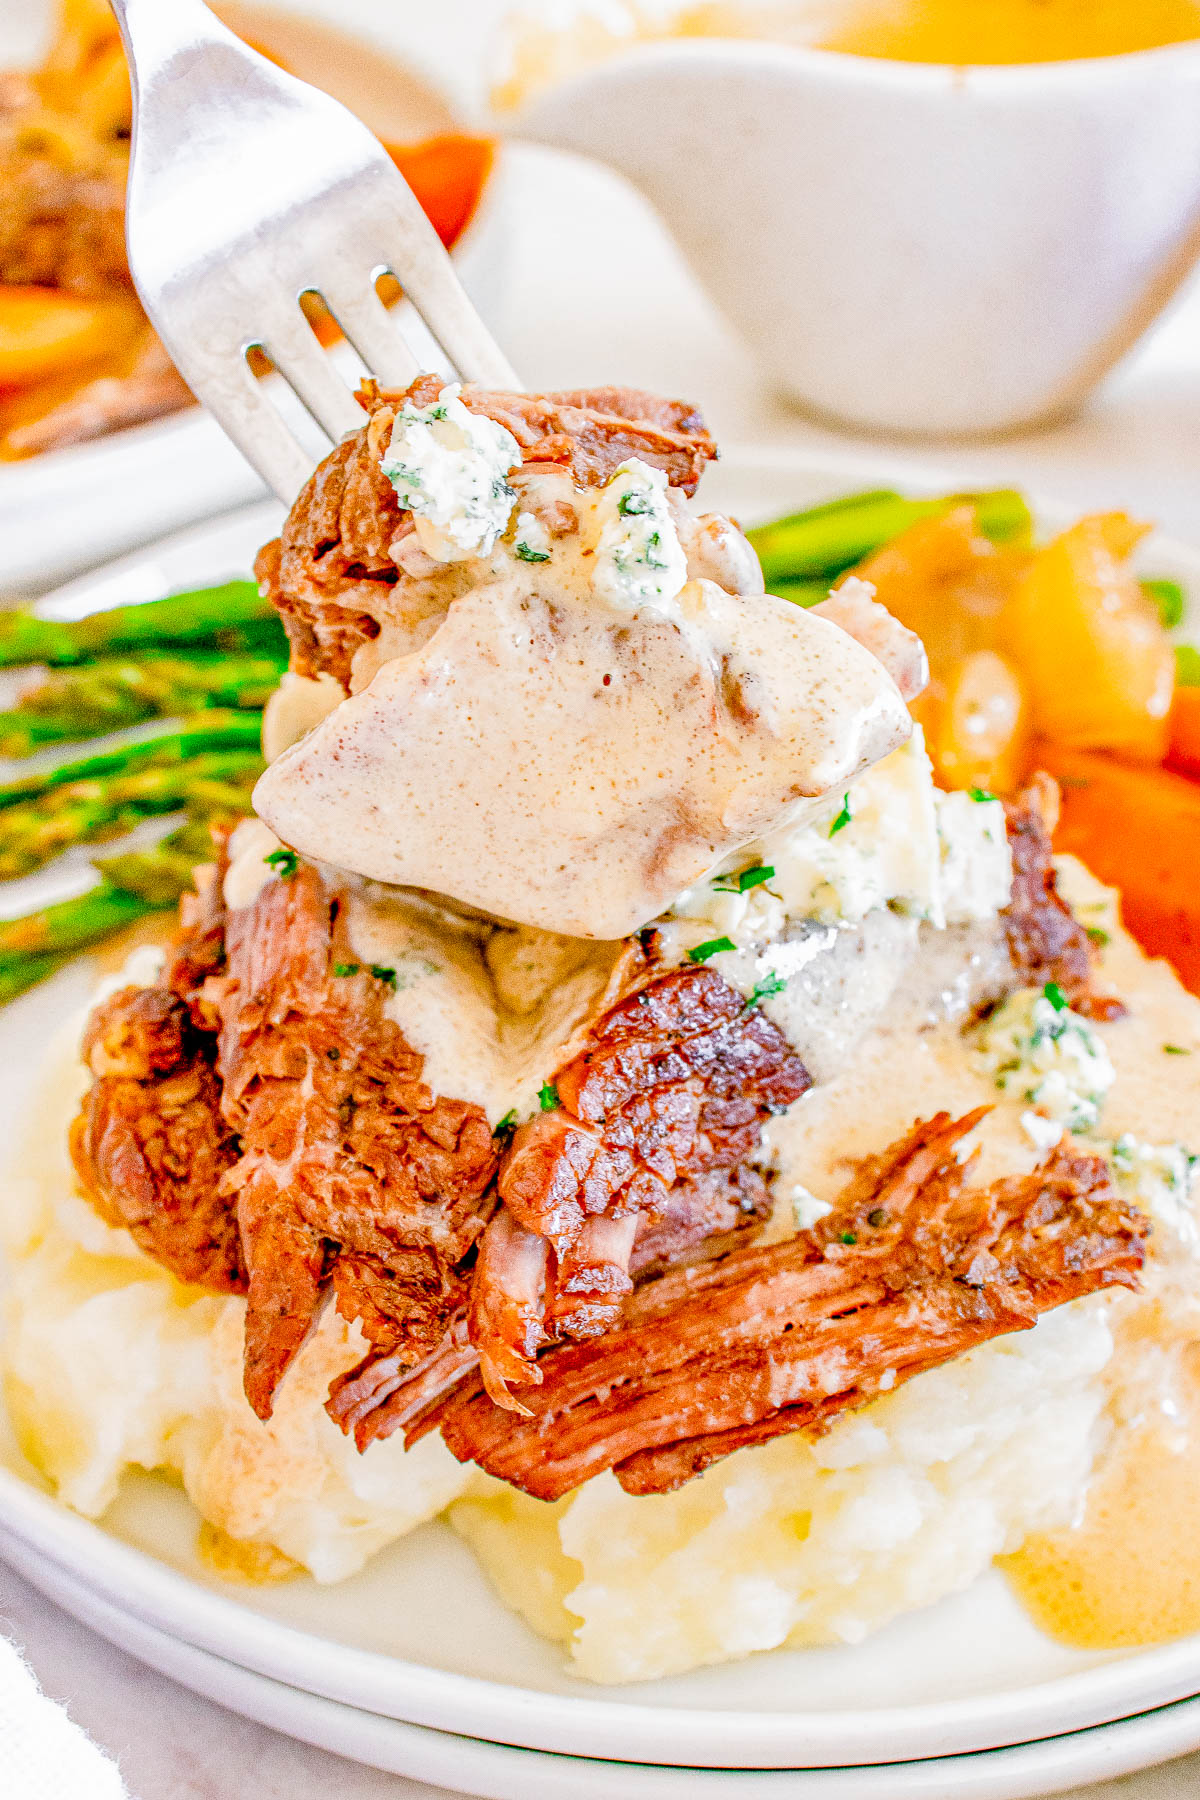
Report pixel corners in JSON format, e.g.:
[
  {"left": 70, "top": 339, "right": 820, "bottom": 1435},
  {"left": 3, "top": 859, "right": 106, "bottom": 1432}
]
[
  {"left": 11, "top": 1540, "right": 1200, "bottom": 1800},
  {"left": 1, "top": 447, "right": 1198, "bottom": 1776}
]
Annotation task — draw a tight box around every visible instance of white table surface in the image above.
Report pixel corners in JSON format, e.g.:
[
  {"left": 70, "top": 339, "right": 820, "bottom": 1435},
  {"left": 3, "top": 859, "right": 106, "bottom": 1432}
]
[{"left": 6, "top": 9, "right": 1200, "bottom": 1793}]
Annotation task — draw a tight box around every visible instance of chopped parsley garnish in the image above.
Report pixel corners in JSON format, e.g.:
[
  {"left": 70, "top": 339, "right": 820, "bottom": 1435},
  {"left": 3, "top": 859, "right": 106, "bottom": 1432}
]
[
  {"left": 748, "top": 970, "right": 787, "bottom": 1007},
  {"left": 713, "top": 864, "right": 775, "bottom": 894},
  {"left": 332, "top": 962, "right": 360, "bottom": 978},
  {"left": 967, "top": 786, "right": 997, "bottom": 804},
  {"left": 264, "top": 847, "right": 298, "bottom": 880},
  {"left": 1043, "top": 980, "right": 1069, "bottom": 1013},
  {"left": 495, "top": 1110, "right": 517, "bottom": 1134},
  {"left": 515, "top": 541, "right": 551, "bottom": 563},
  {"left": 538, "top": 1082, "right": 560, "bottom": 1112},
  {"left": 1086, "top": 926, "right": 1110, "bottom": 948},
  {"left": 369, "top": 963, "right": 398, "bottom": 990},
  {"left": 1164, "top": 1043, "right": 1192, "bottom": 1055},
  {"left": 617, "top": 489, "right": 651, "bottom": 517},
  {"left": 867, "top": 1208, "right": 887, "bottom": 1228},
  {"left": 688, "top": 936, "right": 736, "bottom": 963},
  {"left": 839, "top": 1230, "right": 857, "bottom": 1246},
  {"left": 828, "top": 794, "right": 852, "bottom": 837}
]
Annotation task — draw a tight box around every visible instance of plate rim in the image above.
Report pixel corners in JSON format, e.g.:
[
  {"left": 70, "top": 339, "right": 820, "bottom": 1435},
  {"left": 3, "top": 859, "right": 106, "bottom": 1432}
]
[
  {"left": 3, "top": 441, "right": 1199, "bottom": 1773},
  {"left": 12, "top": 1538, "right": 1200, "bottom": 1800}
]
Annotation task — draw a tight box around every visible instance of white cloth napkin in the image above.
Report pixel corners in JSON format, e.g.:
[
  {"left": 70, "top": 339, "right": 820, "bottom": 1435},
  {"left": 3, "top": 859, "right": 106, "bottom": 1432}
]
[{"left": 0, "top": 1631, "right": 129, "bottom": 1799}]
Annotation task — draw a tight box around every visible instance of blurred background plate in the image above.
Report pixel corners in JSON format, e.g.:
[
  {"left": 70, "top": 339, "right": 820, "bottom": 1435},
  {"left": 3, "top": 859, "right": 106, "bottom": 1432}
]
[{"left": 0, "top": 0, "right": 512, "bottom": 594}]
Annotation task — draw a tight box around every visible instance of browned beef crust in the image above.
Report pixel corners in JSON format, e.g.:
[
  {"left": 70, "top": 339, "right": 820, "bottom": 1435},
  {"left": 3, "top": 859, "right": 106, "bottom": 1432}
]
[
  {"left": 418, "top": 1112, "right": 1147, "bottom": 1501},
  {"left": 254, "top": 376, "right": 719, "bottom": 686},
  {"left": 464, "top": 963, "right": 810, "bottom": 1408},
  {"left": 70, "top": 984, "right": 244, "bottom": 1292},
  {"left": 1003, "top": 774, "right": 1124, "bottom": 1021},
  {"left": 327, "top": 1162, "right": 773, "bottom": 1450},
  {"left": 210, "top": 863, "right": 498, "bottom": 1419}
]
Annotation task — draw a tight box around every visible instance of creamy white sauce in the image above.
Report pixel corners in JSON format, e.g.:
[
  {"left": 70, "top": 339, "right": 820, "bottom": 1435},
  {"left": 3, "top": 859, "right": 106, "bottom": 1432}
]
[
  {"left": 253, "top": 429, "right": 915, "bottom": 940},
  {"left": 765, "top": 859, "right": 1200, "bottom": 1235},
  {"left": 339, "top": 887, "right": 623, "bottom": 1125},
  {"left": 254, "top": 563, "right": 910, "bottom": 940}
]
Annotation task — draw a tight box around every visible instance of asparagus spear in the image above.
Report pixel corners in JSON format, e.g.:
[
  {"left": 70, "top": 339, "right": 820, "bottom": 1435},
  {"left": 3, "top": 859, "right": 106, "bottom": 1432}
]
[
  {"left": 0, "top": 580, "right": 284, "bottom": 668},
  {"left": 0, "top": 712, "right": 262, "bottom": 808},
  {"left": 0, "top": 649, "right": 286, "bottom": 756},
  {"left": 1141, "top": 577, "right": 1185, "bottom": 630},
  {"left": 0, "top": 953, "right": 68, "bottom": 1005},
  {"left": 0, "top": 815, "right": 221, "bottom": 964},
  {"left": 96, "top": 817, "right": 223, "bottom": 904},
  {"left": 0, "top": 810, "right": 249, "bottom": 1001},
  {"left": 0, "top": 882, "right": 153, "bottom": 962},
  {"left": 765, "top": 577, "right": 839, "bottom": 609},
  {"left": 0, "top": 745, "right": 262, "bottom": 879},
  {"left": 748, "top": 487, "right": 1033, "bottom": 587}
]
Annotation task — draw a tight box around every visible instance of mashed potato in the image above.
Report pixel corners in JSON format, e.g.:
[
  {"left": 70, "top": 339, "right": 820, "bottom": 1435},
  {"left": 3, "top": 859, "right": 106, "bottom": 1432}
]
[
  {"left": 450, "top": 1304, "right": 1114, "bottom": 1681},
  {"left": 4, "top": 877, "right": 1200, "bottom": 1681}
]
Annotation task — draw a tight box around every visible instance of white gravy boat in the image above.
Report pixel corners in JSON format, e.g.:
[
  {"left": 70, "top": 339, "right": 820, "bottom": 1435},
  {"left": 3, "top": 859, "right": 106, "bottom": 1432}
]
[{"left": 511, "top": 38, "right": 1200, "bottom": 436}]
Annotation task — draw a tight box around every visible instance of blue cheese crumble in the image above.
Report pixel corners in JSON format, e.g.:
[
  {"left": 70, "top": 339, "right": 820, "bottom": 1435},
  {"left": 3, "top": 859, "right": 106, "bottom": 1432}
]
[
  {"left": 380, "top": 383, "right": 520, "bottom": 558},
  {"left": 976, "top": 985, "right": 1115, "bottom": 1134},
  {"left": 588, "top": 458, "right": 688, "bottom": 611},
  {"left": 1107, "top": 1133, "right": 1198, "bottom": 1245},
  {"left": 513, "top": 511, "right": 552, "bottom": 563},
  {"left": 666, "top": 730, "right": 1011, "bottom": 943},
  {"left": 791, "top": 1183, "right": 834, "bottom": 1230}
]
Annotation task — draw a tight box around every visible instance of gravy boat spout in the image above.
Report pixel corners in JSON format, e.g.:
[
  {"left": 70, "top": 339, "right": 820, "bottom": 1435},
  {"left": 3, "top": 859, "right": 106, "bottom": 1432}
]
[{"left": 511, "top": 39, "right": 1200, "bottom": 437}]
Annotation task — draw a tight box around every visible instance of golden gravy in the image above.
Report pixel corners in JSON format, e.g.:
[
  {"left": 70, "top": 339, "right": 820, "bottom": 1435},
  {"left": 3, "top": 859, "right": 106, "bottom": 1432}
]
[
  {"left": 1002, "top": 1369, "right": 1200, "bottom": 1649},
  {"left": 816, "top": 0, "right": 1200, "bottom": 65}
]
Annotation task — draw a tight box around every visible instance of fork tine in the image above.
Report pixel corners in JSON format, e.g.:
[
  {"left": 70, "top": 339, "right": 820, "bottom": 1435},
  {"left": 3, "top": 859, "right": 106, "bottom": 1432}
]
[
  {"left": 257, "top": 306, "right": 367, "bottom": 445},
  {"left": 112, "top": 0, "right": 523, "bottom": 503},
  {"left": 387, "top": 243, "right": 521, "bottom": 390},
  {"left": 318, "top": 278, "right": 423, "bottom": 392},
  {"left": 163, "top": 330, "right": 316, "bottom": 503},
  {"left": 350, "top": 160, "right": 520, "bottom": 389}
]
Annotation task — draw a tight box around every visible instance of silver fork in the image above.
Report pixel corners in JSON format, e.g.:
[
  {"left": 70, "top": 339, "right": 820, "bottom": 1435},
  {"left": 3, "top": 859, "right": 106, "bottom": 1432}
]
[{"left": 109, "top": 0, "right": 520, "bottom": 502}]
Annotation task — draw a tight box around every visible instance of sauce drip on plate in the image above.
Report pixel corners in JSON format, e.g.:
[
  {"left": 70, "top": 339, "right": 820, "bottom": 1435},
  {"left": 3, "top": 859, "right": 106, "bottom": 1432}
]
[{"left": 1002, "top": 1351, "right": 1200, "bottom": 1648}]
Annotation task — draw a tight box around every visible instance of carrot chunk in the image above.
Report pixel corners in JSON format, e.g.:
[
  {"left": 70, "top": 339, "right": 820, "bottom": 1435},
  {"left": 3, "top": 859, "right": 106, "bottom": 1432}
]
[
  {"left": 1036, "top": 743, "right": 1200, "bottom": 994},
  {"left": 1166, "top": 684, "right": 1200, "bottom": 782}
]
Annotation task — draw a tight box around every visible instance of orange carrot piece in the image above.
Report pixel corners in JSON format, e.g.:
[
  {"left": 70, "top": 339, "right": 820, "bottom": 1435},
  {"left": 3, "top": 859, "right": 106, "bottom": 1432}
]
[
  {"left": 1035, "top": 743, "right": 1200, "bottom": 995},
  {"left": 1166, "top": 685, "right": 1200, "bottom": 782},
  {"left": 0, "top": 288, "right": 127, "bottom": 388},
  {"left": 386, "top": 135, "right": 494, "bottom": 249}
]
